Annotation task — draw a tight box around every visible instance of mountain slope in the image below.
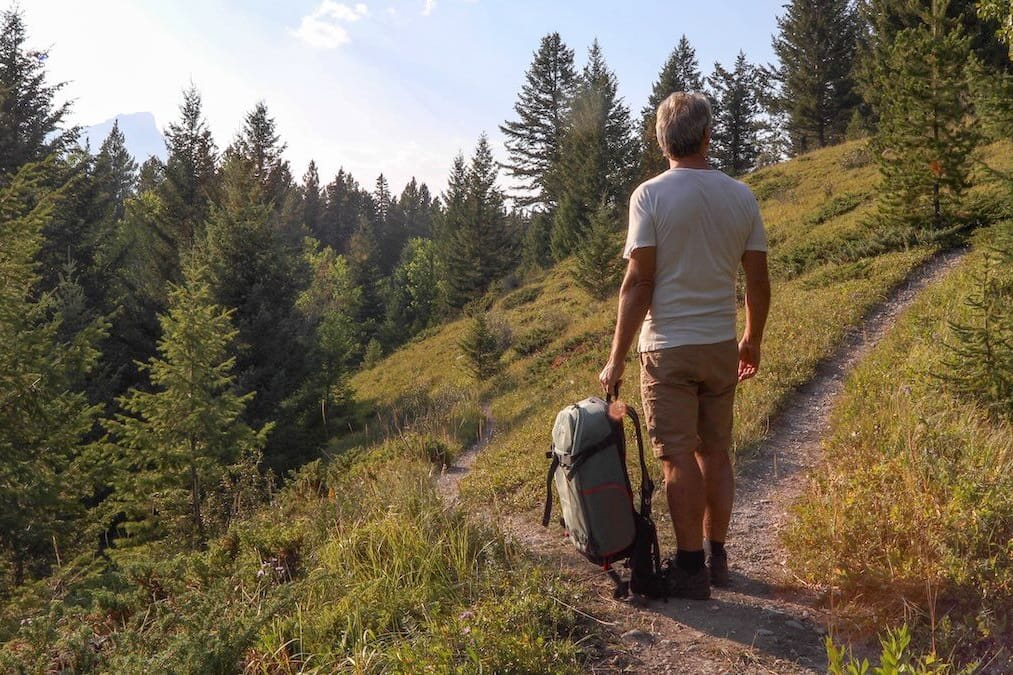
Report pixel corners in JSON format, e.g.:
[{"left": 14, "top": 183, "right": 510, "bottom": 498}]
[
  {"left": 82, "top": 112, "right": 167, "bottom": 161},
  {"left": 3, "top": 139, "right": 1010, "bottom": 671}
]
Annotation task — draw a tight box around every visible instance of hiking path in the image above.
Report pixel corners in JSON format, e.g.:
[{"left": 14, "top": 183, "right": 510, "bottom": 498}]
[{"left": 436, "top": 249, "right": 967, "bottom": 674}]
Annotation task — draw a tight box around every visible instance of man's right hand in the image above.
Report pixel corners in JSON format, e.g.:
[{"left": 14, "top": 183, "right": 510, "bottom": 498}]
[{"left": 737, "top": 339, "right": 761, "bottom": 382}]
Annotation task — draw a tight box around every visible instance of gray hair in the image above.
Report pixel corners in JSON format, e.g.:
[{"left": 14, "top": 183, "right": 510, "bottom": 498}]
[{"left": 655, "top": 92, "right": 712, "bottom": 159}]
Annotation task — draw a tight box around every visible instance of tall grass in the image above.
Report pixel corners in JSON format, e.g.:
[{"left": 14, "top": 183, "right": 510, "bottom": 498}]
[
  {"left": 0, "top": 451, "right": 583, "bottom": 672},
  {"left": 785, "top": 224, "right": 1013, "bottom": 665}
]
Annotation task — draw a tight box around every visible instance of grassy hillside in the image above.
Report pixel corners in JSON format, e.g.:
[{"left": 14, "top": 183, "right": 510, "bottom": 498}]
[
  {"left": 786, "top": 221, "right": 1013, "bottom": 666},
  {"left": 353, "top": 140, "right": 1011, "bottom": 521},
  {"left": 3, "top": 139, "right": 1010, "bottom": 670}
]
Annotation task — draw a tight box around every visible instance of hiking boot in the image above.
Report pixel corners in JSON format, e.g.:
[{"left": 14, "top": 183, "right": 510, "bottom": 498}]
[
  {"left": 707, "top": 549, "right": 730, "bottom": 587},
  {"left": 664, "top": 561, "right": 711, "bottom": 600}
]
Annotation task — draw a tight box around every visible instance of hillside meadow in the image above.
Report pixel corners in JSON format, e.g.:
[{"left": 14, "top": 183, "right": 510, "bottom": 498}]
[
  {"left": 3, "top": 138, "right": 1011, "bottom": 670},
  {"left": 787, "top": 220, "right": 1013, "bottom": 665}
]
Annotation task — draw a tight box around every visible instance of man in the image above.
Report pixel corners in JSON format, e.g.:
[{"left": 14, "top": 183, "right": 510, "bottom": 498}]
[{"left": 599, "top": 92, "right": 770, "bottom": 600}]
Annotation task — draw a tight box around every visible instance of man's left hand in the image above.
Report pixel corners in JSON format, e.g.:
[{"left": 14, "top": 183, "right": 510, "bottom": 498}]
[{"left": 598, "top": 359, "right": 625, "bottom": 397}]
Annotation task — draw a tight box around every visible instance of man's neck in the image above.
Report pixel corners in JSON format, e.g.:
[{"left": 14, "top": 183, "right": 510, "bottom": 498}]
[{"left": 668, "top": 154, "right": 711, "bottom": 170}]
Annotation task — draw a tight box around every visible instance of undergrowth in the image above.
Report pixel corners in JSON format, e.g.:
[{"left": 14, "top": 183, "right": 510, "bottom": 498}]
[
  {"left": 827, "top": 625, "right": 974, "bottom": 674},
  {"left": 0, "top": 455, "right": 584, "bottom": 672},
  {"left": 787, "top": 222, "right": 1013, "bottom": 669}
]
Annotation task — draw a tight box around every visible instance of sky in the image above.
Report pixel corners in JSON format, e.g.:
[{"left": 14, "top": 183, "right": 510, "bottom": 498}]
[{"left": 21, "top": 0, "right": 786, "bottom": 196}]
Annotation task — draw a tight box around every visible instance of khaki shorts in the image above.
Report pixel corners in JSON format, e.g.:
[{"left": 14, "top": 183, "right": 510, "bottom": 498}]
[{"left": 639, "top": 340, "right": 738, "bottom": 459}]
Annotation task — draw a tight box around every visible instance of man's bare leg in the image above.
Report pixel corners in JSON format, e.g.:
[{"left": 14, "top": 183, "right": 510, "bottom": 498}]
[
  {"left": 661, "top": 453, "right": 705, "bottom": 551},
  {"left": 697, "top": 448, "right": 734, "bottom": 543}
]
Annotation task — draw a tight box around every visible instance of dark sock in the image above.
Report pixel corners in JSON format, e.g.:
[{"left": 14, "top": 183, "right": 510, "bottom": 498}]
[
  {"left": 676, "top": 549, "right": 705, "bottom": 573},
  {"left": 708, "top": 540, "right": 725, "bottom": 557}
]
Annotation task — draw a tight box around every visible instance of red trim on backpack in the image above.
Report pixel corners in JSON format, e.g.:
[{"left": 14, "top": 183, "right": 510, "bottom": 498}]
[{"left": 580, "top": 482, "right": 633, "bottom": 497}]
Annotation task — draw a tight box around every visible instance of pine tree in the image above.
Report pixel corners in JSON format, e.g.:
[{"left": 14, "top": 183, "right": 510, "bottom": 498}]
[
  {"left": 0, "top": 161, "right": 106, "bottom": 585},
  {"left": 385, "top": 237, "right": 444, "bottom": 339},
  {"left": 971, "top": 3, "right": 1013, "bottom": 148},
  {"left": 500, "top": 32, "right": 578, "bottom": 208},
  {"left": 521, "top": 210, "right": 554, "bottom": 270},
  {"left": 439, "top": 136, "right": 518, "bottom": 308},
  {"left": 137, "top": 156, "right": 165, "bottom": 193},
  {"left": 346, "top": 212, "right": 386, "bottom": 347},
  {"left": 941, "top": 223, "right": 1013, "bottom": 422},
  {"left": 234, "top": 101, "right": 292, "bottom": 209},
  {"left": 319, "top": 168, "right": 368, "bottom": 251},
  {"left": 302, "top": 160, "right": 322, "bottom": 236},
  {"left": 199, "top": 151, "right": 314, "bottom": 471},
  {"left": 770, "top": 0, "right": 860, "bottom": 153},
  {"left": 398, "top": 178, "right": 435, "bottom": 240},
  {"left": 100, "top": 190, "right": 176, "bottom": 398},
  {"left": 93, "top": 121, "right": 138, "bottom": 225},
  {"left": 85, "top": 121, "right": 139, "bottom": 301},
  {"left": 869, "top": 0, "right": 978, "bottom": 229},
  {"left": 162, "top": 87, "right": 218, "bottom": 248},
  {"left": 571, "top": 201, "right": 624, "bottom": 299},
  {"left": 458, "top": 312, "right": 510, "bottom": 380},
  {"left": 104, "top": 270, "right": 269, "bottom": 546},
  {"left": 372, "top": 173, "right": 406, "bottom": 273},
  {"left": 0, "top": 8, "right": 75, "bottom": 184},
  {"left": 859, "top": 0, "right": 1011, "bottom": 88},
  {"left": 640, "top": 36, "right": 704, "bottom": 178},
  {"left": 709, "top": 52, "right": 763, "bottom": 176},
  {"left": 551, "top": 40, "right": 637, "bottom": 260}
]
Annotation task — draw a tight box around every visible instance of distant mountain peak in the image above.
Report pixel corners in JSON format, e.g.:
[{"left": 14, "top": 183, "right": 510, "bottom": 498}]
[{"left": 83, "top": 112, "right": 167, "bottom": 162}]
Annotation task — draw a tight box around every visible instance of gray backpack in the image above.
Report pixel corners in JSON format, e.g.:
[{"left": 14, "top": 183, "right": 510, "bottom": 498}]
[{"left": 541, "top": 394, "right": 666, "bottom": 598}]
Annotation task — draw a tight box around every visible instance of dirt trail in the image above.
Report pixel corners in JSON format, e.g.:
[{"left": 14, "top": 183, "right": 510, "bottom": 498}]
[
  {"left": 439, "top": 249, "right": 968, "bottom": 673},
  {"left": 436, "top": 403, "right": 494, "bottom": 506}
]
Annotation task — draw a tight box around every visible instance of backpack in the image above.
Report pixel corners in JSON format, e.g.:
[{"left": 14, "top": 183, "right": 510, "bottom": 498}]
[{"left": 541, "top": 394, "right": 667, "bottom": 599}]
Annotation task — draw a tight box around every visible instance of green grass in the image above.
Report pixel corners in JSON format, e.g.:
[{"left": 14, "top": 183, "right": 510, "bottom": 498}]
[
  {"left": 4, "top": 138, "right": 1012, "bottom": 670},
  {"left": 0, "top": 453, "right": 584, "bottom": 672},
  {"left": 786, "top": 223, "right": 1013, "bottom": 666},
  {"left": 350, "top": 137, "right": 1013, "bottom": 542}
]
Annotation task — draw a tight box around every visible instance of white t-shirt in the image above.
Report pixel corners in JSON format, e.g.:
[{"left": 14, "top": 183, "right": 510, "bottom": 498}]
[{"left": 623, "top": 168, "right": 767, "bottom": 352}]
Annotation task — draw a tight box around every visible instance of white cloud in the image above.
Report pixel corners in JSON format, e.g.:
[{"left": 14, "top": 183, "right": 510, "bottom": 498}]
[
  {"left": 291, "top": 2, "right": 370, "bottom": 49},
  {"left": 422, "top": 0, "right": 436, "bottom": 16}
]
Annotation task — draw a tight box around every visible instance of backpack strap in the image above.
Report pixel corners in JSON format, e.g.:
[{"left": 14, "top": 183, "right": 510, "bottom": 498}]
[
  {"left": 606, "top": 566, "right": 630, "bottom": 599},
  {"left": 626, "top": 406, "right": 662, "bottom": 576},
  {"left": 562, "top": 433, "right": 618, "bottom": 480},
  {"left": 625, "top": 407, "right": 654, "bottom": 518},
  {"left": 541, "top": 448, "right": 559, "bottom": 527}
]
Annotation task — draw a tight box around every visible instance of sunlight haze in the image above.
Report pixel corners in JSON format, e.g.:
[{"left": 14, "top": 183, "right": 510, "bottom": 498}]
[{"left": 23, "top": 0, "right": 781, "bottom": 193}]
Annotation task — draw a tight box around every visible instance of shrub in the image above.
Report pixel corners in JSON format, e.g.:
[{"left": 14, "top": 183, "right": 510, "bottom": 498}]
[
  {"left": 570, "top": 201, "right": 624, "bottom": 299},
  {"left": 940, "top": 222, "right": 1013, "bottom": 421},
  {"left": 840, "top": 146, "right": 872, "bottom": 170},
  {"left": 804, "top": 192, "right": 869, "bottom": 226},
  {"left": 749, "top": 171, "right": 801, "bottom": 201},
  {"left": 514, "top": 325, "right": 556, "bottom": 356},
  {"left": 826, "top": 625, "right": 973, "bottom": 675},
  {"left": 459, "top": 312, "right": 511, "bottom": 380},
  {"left": 500, "top": 284, "right": 542, "bottom": 310}
]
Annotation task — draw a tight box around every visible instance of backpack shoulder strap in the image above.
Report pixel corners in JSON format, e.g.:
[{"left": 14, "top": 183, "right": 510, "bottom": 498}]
[
  {"left": 541, "top": 448, "right": 559, "bottom": 527},
  {"left": 625, "top": 405, "right": 664, "bottom": 583},
  {"left": 625, "top": 407, "right": 655, "bottom": 518}
]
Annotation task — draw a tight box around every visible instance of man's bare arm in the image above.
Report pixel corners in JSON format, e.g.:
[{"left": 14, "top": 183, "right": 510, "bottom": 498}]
[
  {"left": 738, "top": 250, "right": 770, "bottom": 382},
  {"left": 599, "top": 247, "right": 656, "bottom": 394}
]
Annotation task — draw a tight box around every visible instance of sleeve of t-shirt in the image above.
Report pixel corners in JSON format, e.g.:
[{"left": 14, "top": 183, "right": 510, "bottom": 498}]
[
  {"left": 745, "top": 197, "right": 768, "bottom": 252},
  {"left": 623, "top": 185, "right": 655, "bottom": 259}
]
